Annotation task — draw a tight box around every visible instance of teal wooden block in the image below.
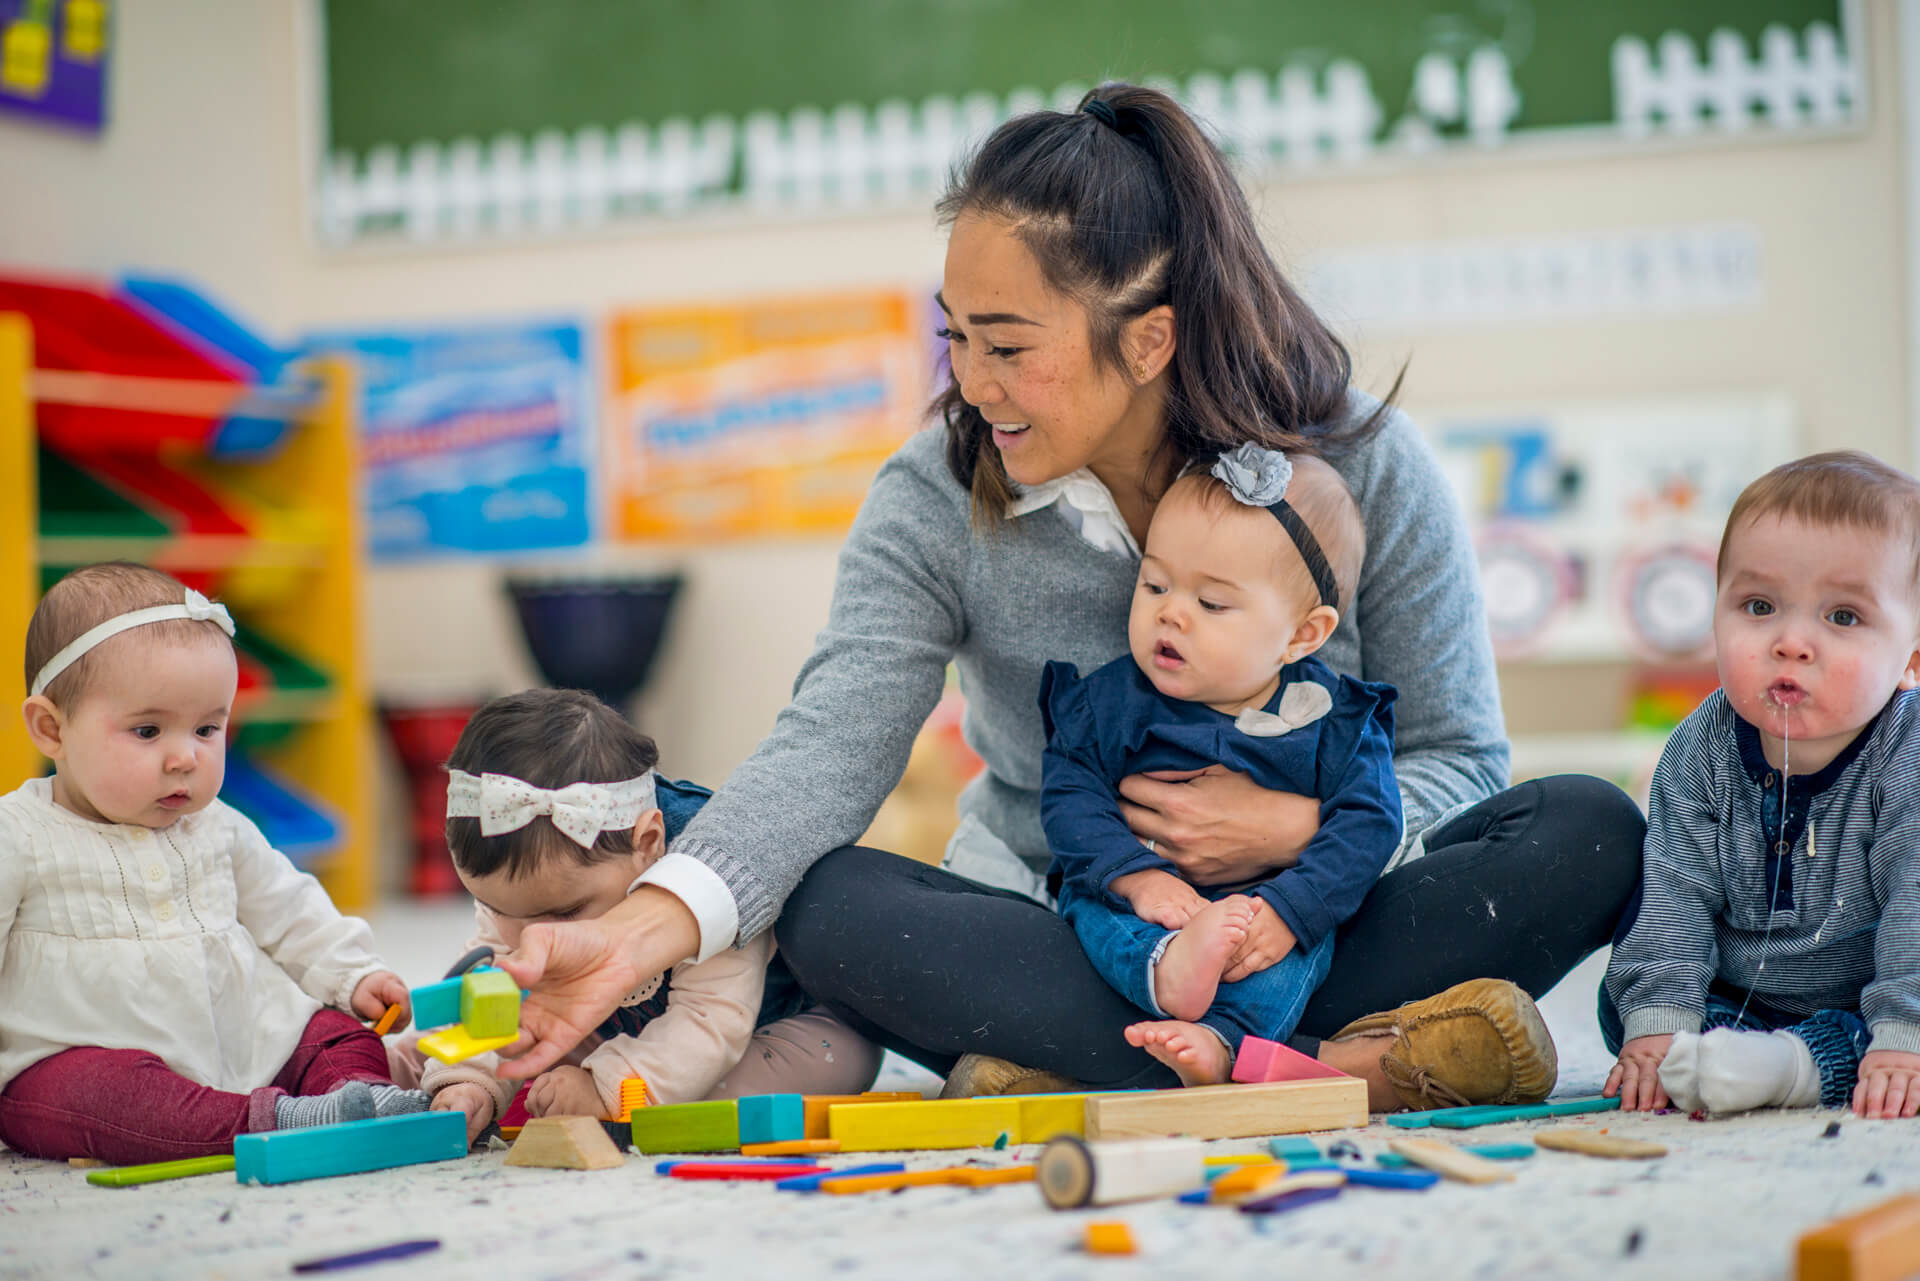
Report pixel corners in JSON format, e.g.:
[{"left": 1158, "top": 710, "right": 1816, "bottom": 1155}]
[
  {"left": 460, "top": 968, "right": 520, "bottom": 1039},
  {"left": 409, "top": 975, "right": 465, "bottom": 1031},
  {"left": 1377, "top": 1142, "right": 1535, "bottom": 1168},
  {"left": 234, "top": 1110, "right": 467, "bottom": 1185},
  {"left": 1268, "top": 1136, "right": 1322, "bottom": 1160},
  {"left": 1427, "top": 1096, "right": 1620, "bottom": 1130},
  {"left": 737, "top": 1094, "right": 805, "bottom": 1146},
  {"left": 629, "top": 1100, "right": 739, "bottom": 1154}
]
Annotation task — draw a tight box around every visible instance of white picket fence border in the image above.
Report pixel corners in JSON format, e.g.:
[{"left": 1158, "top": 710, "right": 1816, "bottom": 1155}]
[{"left": 317, "top": 23, "right": 1858, "bottom": 246}]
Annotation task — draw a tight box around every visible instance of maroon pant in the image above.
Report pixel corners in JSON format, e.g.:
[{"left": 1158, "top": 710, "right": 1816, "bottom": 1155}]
[{"left": 0, "top": 1009, "right": 391, "bottom": 1164}]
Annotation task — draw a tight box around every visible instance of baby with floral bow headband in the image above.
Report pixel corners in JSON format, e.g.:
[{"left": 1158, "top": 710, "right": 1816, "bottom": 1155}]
[
  {"left": 1037, "top": 443, "right": 1404, "bottom": 1087},
  {"left": 0, "top": 562, "right": 426, "bottom": 1166},
  {"left": 400, "top": 687, "right": 882, "bottom": 1140}
]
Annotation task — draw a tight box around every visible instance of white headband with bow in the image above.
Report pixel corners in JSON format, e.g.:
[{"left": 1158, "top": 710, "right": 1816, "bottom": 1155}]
[
  {"left": 445, "top": 769, "right": 659, "bottom": 848},
  {"left": 31, "top": 588, "right": 237, "bottom": 697}
]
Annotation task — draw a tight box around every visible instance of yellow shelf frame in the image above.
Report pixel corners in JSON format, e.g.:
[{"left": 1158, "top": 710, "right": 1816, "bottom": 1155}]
[{"left": 0, "top": 322, "right": 376, "bottom": 911}]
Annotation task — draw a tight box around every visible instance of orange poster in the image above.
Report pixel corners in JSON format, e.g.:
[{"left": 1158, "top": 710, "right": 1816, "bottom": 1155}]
[{"left": 606, "top": 289, "right": 929, "bottom": 540}]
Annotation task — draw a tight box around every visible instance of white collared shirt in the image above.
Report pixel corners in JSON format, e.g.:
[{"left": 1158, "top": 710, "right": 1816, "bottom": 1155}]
[{"left": 1008, "top": 469, "right": 1141, "bottom": 558}]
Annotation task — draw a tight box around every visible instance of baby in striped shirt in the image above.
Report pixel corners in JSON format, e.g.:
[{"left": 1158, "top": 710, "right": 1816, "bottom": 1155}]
[{"left": 1604, "top": 452, "right": 1920, "bottom": 1118}]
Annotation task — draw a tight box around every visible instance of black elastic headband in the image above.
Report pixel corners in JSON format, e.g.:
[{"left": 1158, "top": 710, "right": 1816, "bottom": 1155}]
[
  {"left": 1268, "top": 500, "right": 1340, "bottom": 613},
  {"left": 1082, "top": 98, "right": 1119, "bottom": 129}
]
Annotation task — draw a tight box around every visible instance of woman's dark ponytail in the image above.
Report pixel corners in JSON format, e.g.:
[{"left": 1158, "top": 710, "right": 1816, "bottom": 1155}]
[{"left": 936, "top": 82, "right": 1396, "bottom": 522}]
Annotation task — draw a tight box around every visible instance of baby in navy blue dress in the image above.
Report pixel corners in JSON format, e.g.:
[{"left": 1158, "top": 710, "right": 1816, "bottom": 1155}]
[{"left": 1040, "top": 444, "right": 1401, "bottom": 1086}]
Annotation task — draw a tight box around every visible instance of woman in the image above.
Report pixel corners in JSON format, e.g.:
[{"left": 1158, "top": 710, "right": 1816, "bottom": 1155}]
[{"left": 496, "top": 84, "right": 1645, "bottom": 1111}]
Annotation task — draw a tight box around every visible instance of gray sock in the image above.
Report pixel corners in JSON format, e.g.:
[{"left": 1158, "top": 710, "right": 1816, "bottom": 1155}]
[
  {"left": 369, "top": 1084, "right": 429, "bottom": 1116},
  {"left": 273, "top": 1080, "right": 375, "bottom": 1130}
]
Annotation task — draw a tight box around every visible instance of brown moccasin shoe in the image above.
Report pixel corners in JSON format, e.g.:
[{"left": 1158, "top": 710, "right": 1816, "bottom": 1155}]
[
  {"left": 939, "top": 1053, "right": 1083, "bottom": 1100},
  {"left": 1329, "top": 978, "right": 1558, "bottom": 1111}
]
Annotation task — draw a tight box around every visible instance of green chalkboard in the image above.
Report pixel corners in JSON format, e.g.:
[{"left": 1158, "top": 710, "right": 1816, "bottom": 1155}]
[{"left": 323, "top": 0, "right": 1851, "bottom": 154}]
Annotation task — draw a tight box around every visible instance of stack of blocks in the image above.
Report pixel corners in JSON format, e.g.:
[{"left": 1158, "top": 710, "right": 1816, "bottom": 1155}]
[{"left": 411, "top": 967, "right": 521, "bottom": 1064}]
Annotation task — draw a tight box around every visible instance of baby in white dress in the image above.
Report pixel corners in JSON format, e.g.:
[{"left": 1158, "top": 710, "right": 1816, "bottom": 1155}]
[{"left": 0, "top": 562, "right": 425, "bottom": 1165}]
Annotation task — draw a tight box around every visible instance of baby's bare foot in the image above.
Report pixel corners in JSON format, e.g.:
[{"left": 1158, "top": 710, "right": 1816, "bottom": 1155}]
[
  {"left": 1126, "top": 1020, "right": 1234, "bottom": 1086},
  {"left": 1152, "top": 896, "right": 1255, "bottom": 1021}
]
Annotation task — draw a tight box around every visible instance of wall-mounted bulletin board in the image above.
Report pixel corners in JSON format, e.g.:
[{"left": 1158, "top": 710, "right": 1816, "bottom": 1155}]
[{"left": 315, "top": 0, "right": 1862, "bottom": 247}]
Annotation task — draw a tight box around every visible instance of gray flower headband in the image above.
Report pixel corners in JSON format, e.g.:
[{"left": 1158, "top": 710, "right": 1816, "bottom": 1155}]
[{"left": 1210, "top": 443, "right": 1340, "bottom": 611}]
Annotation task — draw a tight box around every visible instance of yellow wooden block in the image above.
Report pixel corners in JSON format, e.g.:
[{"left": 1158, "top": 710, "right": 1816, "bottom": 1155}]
[
  {"left": 1204, "top": 1152, "right": 1275, "bottom": 1168},
  {"left": 802, "top": 1091, "right": 922, "bottom": 1139},
  {"left": 1014, "top": 1094, "right": 1087, "bottom": 1143},
  {"left": 829, "top": 1098, "right": 1023, "bottom": 1152},
  {"left": 1084, "top": 1222, "right": 1137, "bottom": 1256},
  {"left": 417, "top": 1024, "right": 519, "bottom": 1064}
]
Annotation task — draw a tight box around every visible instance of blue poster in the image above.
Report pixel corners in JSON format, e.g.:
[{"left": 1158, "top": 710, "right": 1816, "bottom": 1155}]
[{"left": 306, "top": 320, "right": 593, "bottom": 559}]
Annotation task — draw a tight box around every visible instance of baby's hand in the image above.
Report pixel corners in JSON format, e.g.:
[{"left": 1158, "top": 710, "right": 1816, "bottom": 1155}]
[
  {"left": 1221, "top": 898, "right": 1295, "bottom": 982},
  {"left": 526, "top": 1064, "right": 607, "bottom": 1119},
  {"left": 351, "top": 971, "right": 411, "bottom": 1032},
  {"left": 1111, "top": 869, "right": 1208, "bottom": 929},
  {"left": 1853, "top": 1050, "right": 1920, "bottom": 1118},
  {"left": 1604, "top": 1034, "right": 1674, "bottom": 1111},
  {"left": 432, "top": 1083, "right": 496, "bottom": 1146}
]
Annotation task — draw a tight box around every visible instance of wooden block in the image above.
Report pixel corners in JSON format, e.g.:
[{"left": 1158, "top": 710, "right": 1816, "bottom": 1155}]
[
  {"left": 1208, "top": 1161, "right": 1289, "bottom": 1201},
  {"left": 1532, "top": 1128, "right": 1666, "bottom": 1160},
  {"left": 497, "top": 1126, "right": 522, "bottom": 1141},
  {"left": 85, "top": 1154, "right": 235, "bottom": 1187},
  {"left": 949, "top": 1164, "right": 1036, "bottom": 1187},
  {"left": 775, "top": 1162, "right": 905, "bottom": 1192},
  {"left": 68, "top": 1157, "right": 107, "bottom": 1168},
  {"left": 1037, "top": 1136, "right": 1207, "bottom": 1209},
  {"left": 1386, "top": 1137, "right": 1517, "bottom": 1184},
  {"left": 819, "top": 1167, "right": 968, "bottom": 1195},
  {"left": 1345, "top": 1168, "right": 1440, "bottom": 1190},
  {"left": 1426, "top": 1096, "right": 1620, "bottom": 1130},
  {"left": 667, "top": 1161, "right": 828, "bottom": 1181},
  {"left": 829, "top": 1098, "right": 1022, "bottom": 1152},
  {"left": 408, "top": 975, "right": 465, "bottom": 1031},
  {"left": 1232, "top": 1035, "right": 1352, "bottom": 1084},
  {"left": 629, "top": 1100, "right": 739, "bottom": 1154},
  {"left": 1796, "top": 1194, "right": 1920, "bottom": 1281},
  {"left": 738, "top": 1139, "right": 836, "bottom": 1158},
  {"left": 503, "top": 1115, "right": 626, "bottom": 1170},
  {"left": 1084, "top": 1222, "right": 1136, "bottom": 1256},
  {"left": 1378, "top": 1142, "right": 1533, "bottom": 1168},
  {"left": 234, "top": 1111, "right": 467, "bottom": 1185},
  {"left": 802, "top": 1091, "right": 922, "bottom": 1139},
  {"left": 460, "top": 968, "right": 521, "bottom": 1040},
  {"left": 1083, "top": 1077, "right": 1366, "bottom": 1141},
  {"left": 1014, "top": 1094, "right": 1087, "bottom": 1143},
  {"left": 1268, "top": 1136, "right": 1322, "bottom": 1161},
  {"left": 1214, "top": 1167, "right": 1345, "bottom": 1205},
  {"left": 417, "top": 1024, "right": 519, "bottom": 1065},
  {"left": 738, "top": 1094, "right": 806, "bottom": 1145}
]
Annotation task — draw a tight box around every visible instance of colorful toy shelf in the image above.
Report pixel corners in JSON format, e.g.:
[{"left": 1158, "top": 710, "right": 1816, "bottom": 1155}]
[{"left": 0, "top": 277, "right": 377, "bottom": 911}]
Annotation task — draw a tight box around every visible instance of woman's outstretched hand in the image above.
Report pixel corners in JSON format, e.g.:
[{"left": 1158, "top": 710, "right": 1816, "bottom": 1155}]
[
  {"left": 1118, "top": 764, "right": 1319, "bottom": 885},
  {"left": 491, "top": 886, "right": 700, "bottom": 1080}
]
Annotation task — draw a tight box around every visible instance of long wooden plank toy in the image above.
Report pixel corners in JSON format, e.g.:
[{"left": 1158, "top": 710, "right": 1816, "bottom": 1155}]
[
  {"left": 1084, "top": 1077, "right": 1366, "bottom": 1141},
  {"left": 1386, "top": 1137, "right": 1517, "bottom": 1184},
  {"left": 234, "top": 1111, "right": 467, "bottom": 1186},
  {"left": 1796, "top": 1194, "right": 1920, "bottom": 1281},
  {"left": 1532, "top": 1128, "right": 1666, "bottom": 1159}
]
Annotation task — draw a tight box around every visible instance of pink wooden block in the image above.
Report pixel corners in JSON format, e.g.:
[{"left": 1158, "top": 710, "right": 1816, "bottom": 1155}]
[{"left": 1231, "top": 1035, "right": 1352, "bottom": 1083}]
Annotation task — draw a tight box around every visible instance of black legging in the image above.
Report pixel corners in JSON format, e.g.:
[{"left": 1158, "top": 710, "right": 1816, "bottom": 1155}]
[{"left": 774, "top": 773, "right": 1646, "bottom": 1090}]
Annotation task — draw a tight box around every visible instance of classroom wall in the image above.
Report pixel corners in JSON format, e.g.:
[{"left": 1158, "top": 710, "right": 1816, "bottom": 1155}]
[{"left": 0, "top": 0, "right": 1909, "bottom": 888}]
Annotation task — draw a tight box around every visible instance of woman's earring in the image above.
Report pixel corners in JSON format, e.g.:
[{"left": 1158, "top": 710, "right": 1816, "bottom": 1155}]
[{"left": 1135, "top": 361, "right": 1150, "bottom": 383}]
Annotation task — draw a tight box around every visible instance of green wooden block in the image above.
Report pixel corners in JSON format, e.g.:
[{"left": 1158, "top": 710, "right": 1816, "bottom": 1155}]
[
  {"left": 87, "top": 1154, "right": 236, "bottom": 1186},
  {"left": 461, "top": 968, "right": 520, "bottom": 1039},
  {"left": 1427, "top": 1096, "right": 1620, "bottom": 1130},
  {"left": 629, "top": 1100, "right": 740, "bottom": 1154}
]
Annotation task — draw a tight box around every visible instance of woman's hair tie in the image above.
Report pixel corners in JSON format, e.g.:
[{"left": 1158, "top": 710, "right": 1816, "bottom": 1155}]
[
  {"left": 1210, "top": 443, "right": 1341, "bottom": 612},
  {"left": 1081, "top": 97, "right": 1120, "bottom": 130}
]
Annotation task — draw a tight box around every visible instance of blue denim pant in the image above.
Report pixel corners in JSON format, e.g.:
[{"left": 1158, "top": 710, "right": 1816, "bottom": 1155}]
[
  {"left": 1062, "top": 889, "right": 1335, "bottom": 1052},
  {"left": 1598, "top": 982, "right": 1870, "bottom": 1109}
]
